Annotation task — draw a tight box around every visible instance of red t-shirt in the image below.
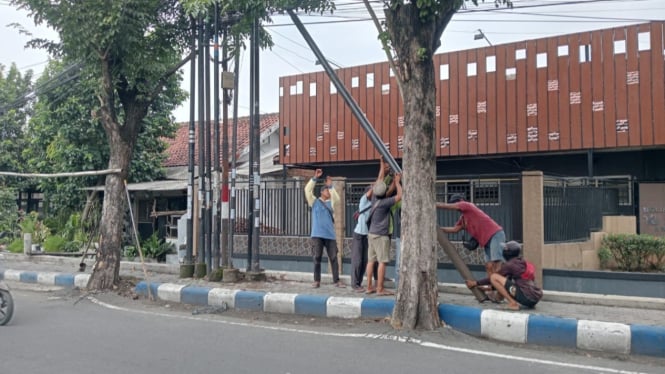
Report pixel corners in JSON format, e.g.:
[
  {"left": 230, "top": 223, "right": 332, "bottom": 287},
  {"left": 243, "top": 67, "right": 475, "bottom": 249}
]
[{"left": 455, "top": 201, "right": 502, "bottom": 246}]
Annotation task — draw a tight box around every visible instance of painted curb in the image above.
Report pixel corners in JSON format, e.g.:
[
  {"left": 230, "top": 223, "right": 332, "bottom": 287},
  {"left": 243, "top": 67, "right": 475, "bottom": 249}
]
[{"left": 1, "top": 269, "right": 663, "bottom": 358}]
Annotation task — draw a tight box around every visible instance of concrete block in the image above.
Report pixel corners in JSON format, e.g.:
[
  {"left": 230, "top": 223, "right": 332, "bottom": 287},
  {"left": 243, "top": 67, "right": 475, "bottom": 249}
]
[
  {"left": 74, "top": 274, "right": 90, "bottom": 289},
  {"left": 294, "top": 294, "right": 328, "bottom": 317},
  {"left": 327, "top": 296, "right": 362, "bottom": 319},
  {"left": 157, "top": 283, "right": 186, "bottom": 303},
  {"left": 481, "top": 309, "right": 529, "bottom": 344},
  {"left": 209, "top": 288, "right": 238, "bottom": 308},
  {"left": 37, "top": 272, "right": 58, "bottom": 285},
  {"left": 264, "top": 292, "right": 297, "bottom": 314},
  {"left": 577, "top": 320, "right": 630, "bottom": 354},
  {"left": 180, "top": 286, "right": 211, "bottom": 306},
  {"left": 3, "top": 270, "right": 22, "bottom": 281}
]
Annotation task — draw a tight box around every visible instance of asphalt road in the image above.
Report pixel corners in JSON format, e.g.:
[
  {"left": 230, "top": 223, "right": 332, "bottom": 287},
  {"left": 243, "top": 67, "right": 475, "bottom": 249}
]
[{"left": 1, "top": 285, "right": 663, "bottom": 374}]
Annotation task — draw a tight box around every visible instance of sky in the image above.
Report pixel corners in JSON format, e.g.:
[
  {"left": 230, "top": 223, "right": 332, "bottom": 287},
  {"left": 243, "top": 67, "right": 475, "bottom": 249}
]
[{"left": 1, "top": 0, "right": 664, "bottom": 122}]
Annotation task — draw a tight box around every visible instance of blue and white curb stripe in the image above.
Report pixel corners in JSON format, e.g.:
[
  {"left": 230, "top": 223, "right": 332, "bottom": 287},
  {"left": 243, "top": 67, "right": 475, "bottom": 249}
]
[
  {"left": 135, "top": 281, "right": 665, "bottom": 358},
  {"left": 2, "top": 269, "right": 664, "bottom": 358},
  {"left": 1, "top": 269, "right": 89, "bottom": 288}
]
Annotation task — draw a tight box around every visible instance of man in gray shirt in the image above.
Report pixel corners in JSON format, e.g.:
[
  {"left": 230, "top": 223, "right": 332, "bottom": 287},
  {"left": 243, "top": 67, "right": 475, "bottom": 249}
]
[{"left": 365, "top": 172, "right": 402, "bottom": 296}]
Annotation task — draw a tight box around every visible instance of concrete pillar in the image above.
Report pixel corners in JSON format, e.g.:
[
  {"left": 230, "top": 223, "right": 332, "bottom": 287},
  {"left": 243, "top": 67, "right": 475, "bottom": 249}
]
[
  {"left": 23, "top": 233, "right": 32, "bottom": 255},
  {"left": 521, "top": 171, "right": 544, "bottom": 285}
]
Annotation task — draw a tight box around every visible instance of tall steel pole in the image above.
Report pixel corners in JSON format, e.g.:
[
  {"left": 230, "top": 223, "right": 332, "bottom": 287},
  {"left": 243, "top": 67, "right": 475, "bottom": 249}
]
[
  {"left": 249, "top": 16, "right": 261, "bottom": 274},
  {"left": 205, "top": 19, "right": 213, "bottom": 276},
  {"left": 212, "top": 4, "right": 221, "bottom": 270},
  {"left": 229, "top": 37, "right": 240, "bottom": 266},
  {"left": 196, "top": 15, "right": 206, "bottom": 276},
  {"left": 184, "top": 16, "right": 197, "bottom": 275},
  {"left": 221, "top": 28, "right": 231, "bottom": 268}
]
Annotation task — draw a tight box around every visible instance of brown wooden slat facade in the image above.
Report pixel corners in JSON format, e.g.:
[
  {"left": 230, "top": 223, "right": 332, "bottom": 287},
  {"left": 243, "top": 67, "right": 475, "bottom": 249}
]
[{"left": 279, "top": 22, "right": 665, "bottom": 165}]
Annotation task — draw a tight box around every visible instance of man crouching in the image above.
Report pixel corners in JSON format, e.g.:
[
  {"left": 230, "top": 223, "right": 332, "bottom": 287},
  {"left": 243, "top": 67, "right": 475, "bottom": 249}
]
[{"left": 465, "top": 241, "right": 543, "bottom": 311}]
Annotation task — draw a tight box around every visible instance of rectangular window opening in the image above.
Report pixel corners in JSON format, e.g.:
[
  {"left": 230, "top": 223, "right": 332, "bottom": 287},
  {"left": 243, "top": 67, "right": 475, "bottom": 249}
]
[
  {"left": 614, "top": 40, "right": 626, "bottom": 54},
  {"left": 366, "top": 73, "right": 374, "bottom": 87},
  {"left": 440, "top": 64, "right": 449, "bottom": 80},
  {"left": 516, "top": 49, "right": 527, "bottom": 60},
  {"left": 351, "top": 76, "right": 359, "bottom": 88},
  {"left": 579, "top": 44, "right": 591, "bottom": 63},
  {"left": 330, "top": 82, "right": 337, "bottom": 95},
  {"left": 638, "top": 32, "right": 651, "bottom": 51},
  {"left": 558, "top": 45, "right": 569, "bottom": 57},
  {"left": 467, "top": 62, "right": 477, "bottom": 77},
  {"left": 506, "top": 67, "right": 516, "bottom": 80},
  {"left": 486, "top": 56, "right": 496, "bottom": 73},
  {"left": 381, "top": 83, "right": 390, "bottom": 95},
  {"left": 309, "top": 82, "right": 316, "bottom": 97},
  {"left": 537, "top": 52, "right": 548, "bottom": 68}
]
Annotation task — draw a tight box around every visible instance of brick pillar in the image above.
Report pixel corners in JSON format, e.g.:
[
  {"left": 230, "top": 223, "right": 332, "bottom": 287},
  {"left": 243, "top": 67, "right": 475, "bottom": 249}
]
[{"left": 522, "top": 171, "right": 544, "bottom": 285}]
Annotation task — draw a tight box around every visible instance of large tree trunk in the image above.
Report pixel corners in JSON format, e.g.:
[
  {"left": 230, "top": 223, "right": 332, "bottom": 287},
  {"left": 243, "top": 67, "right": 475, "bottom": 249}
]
[
  {"left": 87, "top": 64, "right": 144, "bottom": 289},
  {"left": 87, "top": 123, "right": 136, "bottom": 290},
  {"left": 387, "top": 5, "right": 448, "bottom": 330}
]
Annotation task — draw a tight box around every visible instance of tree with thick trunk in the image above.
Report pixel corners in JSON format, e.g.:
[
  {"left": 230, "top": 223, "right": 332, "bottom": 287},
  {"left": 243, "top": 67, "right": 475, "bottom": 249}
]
[{"left": 14, "top": 0, "right": 191, "bottom": 289}]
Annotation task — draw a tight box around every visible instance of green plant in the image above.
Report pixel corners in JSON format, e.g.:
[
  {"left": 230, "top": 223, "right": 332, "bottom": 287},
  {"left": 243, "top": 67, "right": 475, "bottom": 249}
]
[
  {"left": 597, "top": 246, "right": 613, "bottom": 269},
  {"left": 63, "top": 240, "right": 83, "bottom": 253},
  {"left": 0, "top": 187, "right": 19, "bottom": 240},
  {"left": 124, "top": 245, "right": 137, "bottom": 259},
  {"left": 601, "top": 234, "right": 665, "bottom": 272},
  {"left": 140, "top": 233, "right": 175, "bottom": 262},
  {"left": 42, "top": 235, "right": 67, "bottom": 253},
  {"left": 6, "top": 238, "right": 24, "bottom": 253}
]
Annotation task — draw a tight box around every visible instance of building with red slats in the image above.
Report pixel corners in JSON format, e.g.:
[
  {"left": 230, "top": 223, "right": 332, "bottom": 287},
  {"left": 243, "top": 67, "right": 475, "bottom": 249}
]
[{"left": 278, "top": 22, "right": 665, "bottom": 183}]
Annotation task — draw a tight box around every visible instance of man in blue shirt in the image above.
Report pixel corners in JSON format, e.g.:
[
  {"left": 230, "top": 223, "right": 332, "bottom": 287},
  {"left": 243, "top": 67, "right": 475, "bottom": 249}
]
[
  {"left": 351, "top": 185, "right": 373, "bottom": 292},
  {"left": 304, "top": 169, "right": 345, "bottom": 288}
]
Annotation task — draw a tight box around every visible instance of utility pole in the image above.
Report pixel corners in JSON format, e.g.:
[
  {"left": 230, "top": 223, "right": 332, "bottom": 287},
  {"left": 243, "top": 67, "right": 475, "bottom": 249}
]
[
  {"left": 195, "top": 15, "right": 206, "bottom": 278},
  {"left": 247, "top": 16, "right": 264, "bottom": 280},
  {"left": 212, "top": 3, "right": 221, "bottom": 272},
  {"left": 181, "top": 16, "right": 196, "bottom": 278}
]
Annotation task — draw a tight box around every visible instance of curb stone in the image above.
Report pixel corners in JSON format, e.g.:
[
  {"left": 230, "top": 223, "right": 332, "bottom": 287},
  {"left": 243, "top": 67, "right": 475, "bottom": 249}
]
[{"left": 2, "top": 268, "right": 664, "bottom": 358}]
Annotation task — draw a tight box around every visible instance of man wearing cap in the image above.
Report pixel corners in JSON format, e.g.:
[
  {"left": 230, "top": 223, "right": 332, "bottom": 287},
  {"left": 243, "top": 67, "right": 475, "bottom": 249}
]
[
  {"left": 465, "top": 241, "right": 543, "bottom": 310},
  {"left": 304, "top": 168, "right": 345, "bottom": 288},
  {"left": 365, "top": 159, "right": 402, "bottom": 296},
  {"left": 437, "top": 193, "right": 506, "bottom": 281}
]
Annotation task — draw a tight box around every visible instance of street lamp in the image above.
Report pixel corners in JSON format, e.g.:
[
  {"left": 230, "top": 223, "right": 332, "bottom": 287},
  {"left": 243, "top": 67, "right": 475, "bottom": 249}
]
[{"left": 474, "top": 29, "right": 492, "bottom": 46}]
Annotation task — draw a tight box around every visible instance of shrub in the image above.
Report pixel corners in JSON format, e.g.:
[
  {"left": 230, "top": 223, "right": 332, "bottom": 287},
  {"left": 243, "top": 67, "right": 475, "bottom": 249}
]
[
  {"left": 600, "top": 234, "right": 665, "bottom": 272},
  {"left": 63, "top": 240, "right": 83, "bottom": 253},
  {"left": 141, "top": 233, "right": 175, "bottom": 262},
  {"left": 7, "top": 238, "right": 24, "bottom": 253},
  {"left": 42, "top": 235, "right": 67, "bottom": 253}
]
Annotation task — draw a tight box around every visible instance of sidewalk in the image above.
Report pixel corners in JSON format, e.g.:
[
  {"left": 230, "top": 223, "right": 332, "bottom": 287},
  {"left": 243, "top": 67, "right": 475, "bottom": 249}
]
[{"left": 2, "top": 252, "right": 665, "bottom": 358}]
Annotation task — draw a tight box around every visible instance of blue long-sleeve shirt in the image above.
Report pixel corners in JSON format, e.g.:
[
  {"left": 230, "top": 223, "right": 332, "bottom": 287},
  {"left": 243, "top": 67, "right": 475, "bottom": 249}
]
[{"left": 304, "top": 178, "right": 338, "bottom": 240}]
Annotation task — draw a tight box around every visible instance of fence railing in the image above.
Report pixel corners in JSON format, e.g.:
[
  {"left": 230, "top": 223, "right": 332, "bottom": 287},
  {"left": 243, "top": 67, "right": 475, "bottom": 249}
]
[
  {"left": 230, "top": 174, "right": 629, "bottom": 243},
  {"left": 230, "top": 175, "right": 523, "bottom": 240},
  {"left": 543, "top": 176, "right": 633, "bottom": 243}
]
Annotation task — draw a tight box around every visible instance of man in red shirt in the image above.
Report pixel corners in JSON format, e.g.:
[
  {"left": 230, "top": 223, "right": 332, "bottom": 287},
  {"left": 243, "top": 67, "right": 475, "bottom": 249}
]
[{"left": 437, "top": 194, "right": 506, "bottom": 280}]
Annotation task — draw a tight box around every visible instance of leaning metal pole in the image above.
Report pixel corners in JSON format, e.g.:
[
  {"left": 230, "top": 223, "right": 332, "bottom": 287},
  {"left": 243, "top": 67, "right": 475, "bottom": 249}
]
[{"left": 287, "top": 9, "right": 486, "bottom": 302}]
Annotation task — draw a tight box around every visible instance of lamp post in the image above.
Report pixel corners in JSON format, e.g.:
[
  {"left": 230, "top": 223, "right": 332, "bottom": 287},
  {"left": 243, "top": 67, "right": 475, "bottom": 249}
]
[{"left": 474, "top": 29, "right": 492, "bottom": 46}]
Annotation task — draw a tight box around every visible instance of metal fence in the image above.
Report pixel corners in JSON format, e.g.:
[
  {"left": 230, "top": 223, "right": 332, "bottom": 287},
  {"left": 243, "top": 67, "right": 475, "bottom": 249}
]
[
  {"left": 234, "top": 178, "right": 311, "bottom": 236},
  {"left": 543, "top": 176, "right": 633, "bottom": 243},
  {"left": 230, "top": 174, "right": 632, "bottom": 243}
]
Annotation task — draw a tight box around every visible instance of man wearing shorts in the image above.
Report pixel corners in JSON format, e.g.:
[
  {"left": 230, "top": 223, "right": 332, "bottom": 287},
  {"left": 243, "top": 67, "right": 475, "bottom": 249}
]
[
  {"left": 437, "top": 193, "right": 506, "bottom": 278},
  {"left": 365, "top": 172, "right": 401, "bottom": 296}
]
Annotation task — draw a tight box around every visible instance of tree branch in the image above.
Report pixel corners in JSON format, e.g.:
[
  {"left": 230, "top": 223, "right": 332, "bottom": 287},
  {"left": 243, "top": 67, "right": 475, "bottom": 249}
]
[{"left": 149, "top": 51, "right": 195, "bottom": 102}]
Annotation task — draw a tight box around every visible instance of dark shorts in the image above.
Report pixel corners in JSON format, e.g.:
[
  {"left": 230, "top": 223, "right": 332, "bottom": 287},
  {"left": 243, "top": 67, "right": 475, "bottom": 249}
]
[{"left": 505, "top": 278, "right": 537, "bottom": 308}]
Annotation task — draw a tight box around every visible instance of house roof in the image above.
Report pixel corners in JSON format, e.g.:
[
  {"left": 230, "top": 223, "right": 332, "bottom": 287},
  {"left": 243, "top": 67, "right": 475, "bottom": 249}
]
[{"left": 163, "top": 113, "right": 280, "bottom": 167}]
